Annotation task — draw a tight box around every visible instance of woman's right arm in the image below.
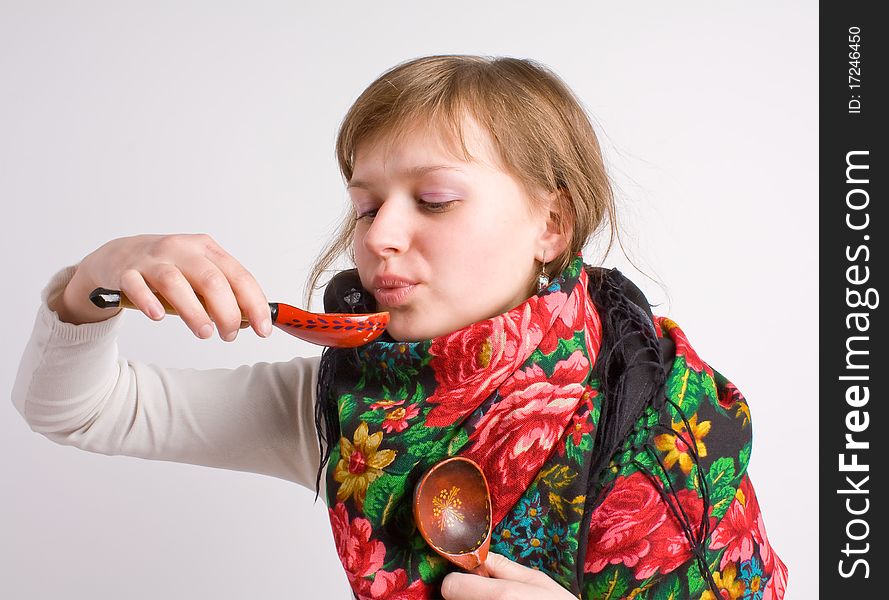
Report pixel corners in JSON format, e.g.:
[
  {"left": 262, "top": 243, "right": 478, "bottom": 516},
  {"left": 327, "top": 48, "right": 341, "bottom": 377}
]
[{"left": 11, "top": 235, "right": 326, "bottom": 493}]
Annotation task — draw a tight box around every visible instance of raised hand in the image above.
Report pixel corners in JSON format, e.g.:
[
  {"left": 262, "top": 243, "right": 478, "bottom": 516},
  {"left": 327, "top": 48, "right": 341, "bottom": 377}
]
[{"left": 53, "top": 233, "right": 271, "bottom": 341}]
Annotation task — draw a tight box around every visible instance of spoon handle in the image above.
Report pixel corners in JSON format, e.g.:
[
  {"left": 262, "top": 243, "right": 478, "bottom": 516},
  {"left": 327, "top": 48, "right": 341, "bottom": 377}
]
[
  {"left": 469, "top": 563, "right": 491, "bottom": 578},
  {"left": 88, "top": 287, "right": 389, "bottom": 348},
  {"left": 89, "top": 287, "right": 255, "bottom": 326}
]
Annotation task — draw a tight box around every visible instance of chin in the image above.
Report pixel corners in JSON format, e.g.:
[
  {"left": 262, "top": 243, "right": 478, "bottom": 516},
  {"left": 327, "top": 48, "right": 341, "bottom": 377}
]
[
  {"left": 385, "top": 325, "right": 429, "bottom": 343},
  {"left": 385, "top": 315, "right": 451, "bottom": 342}
]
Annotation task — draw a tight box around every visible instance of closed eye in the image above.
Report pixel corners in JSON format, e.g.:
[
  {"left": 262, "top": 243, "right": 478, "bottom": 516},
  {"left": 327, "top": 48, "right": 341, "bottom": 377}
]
[
  {"left": 355, "top": 198, "right": 460, "bottom": 221},
  {"left": 418, "top": 199, "right": 459, "bottom": 212}
]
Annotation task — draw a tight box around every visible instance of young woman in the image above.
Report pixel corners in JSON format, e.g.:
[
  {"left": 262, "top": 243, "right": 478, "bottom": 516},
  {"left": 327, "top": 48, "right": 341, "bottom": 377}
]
[{"left": 13, "top": 55, "right": 787, "bottom": 599}]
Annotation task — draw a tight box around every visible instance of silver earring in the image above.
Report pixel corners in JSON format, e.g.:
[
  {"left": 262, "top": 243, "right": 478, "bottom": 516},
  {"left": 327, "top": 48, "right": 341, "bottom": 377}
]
[{"left": 536, "top": 251, "right": 550, "bottom": 291}]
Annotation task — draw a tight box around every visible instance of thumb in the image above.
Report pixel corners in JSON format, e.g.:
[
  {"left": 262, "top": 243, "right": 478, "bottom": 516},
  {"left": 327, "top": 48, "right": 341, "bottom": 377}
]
[{"left": 484, "top": 552, "right": 541, "bottom": 583}]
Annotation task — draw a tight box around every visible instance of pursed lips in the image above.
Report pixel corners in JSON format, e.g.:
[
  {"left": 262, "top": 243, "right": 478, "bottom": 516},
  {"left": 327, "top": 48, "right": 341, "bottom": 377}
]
[
  {"left": 371, "top": 275, "right": 418, "bottom": 307},
  {"left": 372, "top": 275, "right": 417, "bottom": 290}
]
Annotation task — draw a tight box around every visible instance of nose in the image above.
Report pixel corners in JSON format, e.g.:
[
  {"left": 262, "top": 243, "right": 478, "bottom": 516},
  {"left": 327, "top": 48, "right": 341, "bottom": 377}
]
[{"left": 360, "top": 198, "right": 411, "bottom": 258}]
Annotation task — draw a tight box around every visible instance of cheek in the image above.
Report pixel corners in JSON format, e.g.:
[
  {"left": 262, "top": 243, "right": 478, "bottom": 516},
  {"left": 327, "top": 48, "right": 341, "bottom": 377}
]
[
  {"left": 434, "top": 221, "right": 530, "bottom": 290},
  {"left": 352, "top": 231, "right": 375, "bottom": 285},
  {"left": 453, "top": 212, "right": 520, "bottom": 251},
  {"left": 352, "top": 231, "right": 367, "bottom": 261},
  {"left": 466, "top": 214, "right": 536, "bottom": 269}
]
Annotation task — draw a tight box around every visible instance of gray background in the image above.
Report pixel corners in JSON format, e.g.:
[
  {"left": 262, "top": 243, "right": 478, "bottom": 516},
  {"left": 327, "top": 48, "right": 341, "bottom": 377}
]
[{"left": 1, "top": 2, "right": 817, "bottom": 598}]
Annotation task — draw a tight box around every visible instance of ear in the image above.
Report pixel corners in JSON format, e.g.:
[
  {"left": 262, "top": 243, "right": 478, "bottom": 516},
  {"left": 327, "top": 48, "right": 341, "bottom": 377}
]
[{"left": 535, "top": 189, "right": 573, "bottom": 262}]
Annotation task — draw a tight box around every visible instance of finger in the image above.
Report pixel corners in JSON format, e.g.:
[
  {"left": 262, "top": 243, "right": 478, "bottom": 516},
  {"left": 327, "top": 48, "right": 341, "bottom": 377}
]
[
  {"left": 118, "top": 269, "right": 166, "bottom": 321},
  {"left": 202, "top": 241, "right": 272, "bottom": 338},
  {"left": 179, "top": 257, "right": 244, "bottom": 342},
  {"left": 143, "top": 263, "right": 215, "bottom": 339}
]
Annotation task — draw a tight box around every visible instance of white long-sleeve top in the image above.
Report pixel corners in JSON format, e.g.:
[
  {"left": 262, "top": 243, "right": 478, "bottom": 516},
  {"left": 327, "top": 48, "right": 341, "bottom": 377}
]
[{"left": 11, "top": 266, "right": 325, "bottom": 499}]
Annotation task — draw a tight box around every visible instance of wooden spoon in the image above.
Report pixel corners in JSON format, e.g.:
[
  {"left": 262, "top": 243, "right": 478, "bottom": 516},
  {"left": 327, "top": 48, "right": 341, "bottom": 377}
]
[
  {"left": 88, "top": 288, "right": 389, "bottom": 348},
  {"left": 413, "top": 456, "right": 492, "bottom": 576}
]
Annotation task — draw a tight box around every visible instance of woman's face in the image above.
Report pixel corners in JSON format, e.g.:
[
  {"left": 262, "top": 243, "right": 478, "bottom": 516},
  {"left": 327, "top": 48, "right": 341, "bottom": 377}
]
[{"left": 349, "top": 117, "right": 564, "bottom": 341}]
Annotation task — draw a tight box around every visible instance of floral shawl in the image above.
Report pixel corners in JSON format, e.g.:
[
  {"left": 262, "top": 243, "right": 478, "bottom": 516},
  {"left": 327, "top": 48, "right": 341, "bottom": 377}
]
[{"left": 315, "top": 255, "right": 787, "bottom": 599}]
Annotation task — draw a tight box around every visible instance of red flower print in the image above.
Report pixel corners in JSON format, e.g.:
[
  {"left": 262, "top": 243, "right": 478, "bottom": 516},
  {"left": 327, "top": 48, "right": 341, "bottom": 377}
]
[
  {"left": 328, "top": 503, "right": 386, "bottom": 589},
  {"left": 354, "top": 567, "right": 429, "bottom": 600},
  {"left": 466, "top": 351, "right": 591, "bottom": 523},
  {"left": 584, "top": 472, "right": 669, "bottom": 573},
  {"left": 709, "top": 475, "right": 762, "bottom": 569},
  {"left": 660, "top": 317, "right": 714, "bottom": 377},
  {"left": 381, "top": 403, "right": 421, "bottom": 433},
  {"left": 763, "top": 549, "right": 788, "bottom": 600},
  {"left": 537, "top": 290, "right": 578, "bottom": 355},
  {"left": 633, "top": 488, "right": 711, "bottom": 579},
  {"left": 536, "top": 270, "right": 603, "bottom": 359},
  {"left": 425, "top": 303, "right": 545, "bottom": 427},
  {"left": 709, "top": 476, "right": 787, "bottom": 599},
  {"left": 718, "top": 381, "right": 745, "bottom": 410},
  {"left": 568, "top": 410, "right": 595, "bottom": 447},
  {"left": 557, "top": 388, "right": 596, "bottom": 457},
  {"left": 755, "top": 479, "right": 788, "bottom": 600},
  {"left": 330, "top": 503, "right": 431, "bottom": 599},
  {"left": 582, "top": 289, "right": 604, "bottom": 362}
]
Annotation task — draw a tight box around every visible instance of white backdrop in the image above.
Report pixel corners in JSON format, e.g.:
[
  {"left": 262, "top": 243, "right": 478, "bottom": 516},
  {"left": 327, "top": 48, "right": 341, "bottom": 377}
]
[{"left": 1, "top": 2, "right": 817, "bottom": 598}]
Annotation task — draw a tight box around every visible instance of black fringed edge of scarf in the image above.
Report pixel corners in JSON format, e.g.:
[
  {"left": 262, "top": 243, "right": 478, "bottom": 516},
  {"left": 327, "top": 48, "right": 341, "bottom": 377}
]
[
  {"left": 312, "top": 269, "right": 380, "bottom": 502},
  {"left": 313, "top": 345, "right": 349, "bottom": 501},
  {"left": 573, "top": 266, "right": 718, "bottom": 595}
]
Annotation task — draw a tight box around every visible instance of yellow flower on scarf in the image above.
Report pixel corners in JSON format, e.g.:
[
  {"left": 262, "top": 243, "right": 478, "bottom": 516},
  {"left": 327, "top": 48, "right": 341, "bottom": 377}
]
[
  {"left": 654, "top": 414, "right": 711, "bottom": 475},
  {"left": 334, "top": 422, "right": 396, "bottom": 509},
  {"left": 700, "top": 563, "right": 745, "bottom": 600}
]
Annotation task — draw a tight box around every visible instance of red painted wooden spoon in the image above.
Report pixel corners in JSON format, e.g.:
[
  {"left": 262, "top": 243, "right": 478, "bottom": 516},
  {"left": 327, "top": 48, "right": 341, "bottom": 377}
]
[
  {"left": 88, "top": 288, "right": 389, "bottom": 348},
  {"left": 414, "top": 457, "right": 492, "bottom": 577}
]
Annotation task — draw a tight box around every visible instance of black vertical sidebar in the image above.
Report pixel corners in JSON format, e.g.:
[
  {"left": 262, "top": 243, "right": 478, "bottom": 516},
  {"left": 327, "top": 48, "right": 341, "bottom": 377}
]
[{"left": 820, "top": 3, "right": 886, "bottom": 597}]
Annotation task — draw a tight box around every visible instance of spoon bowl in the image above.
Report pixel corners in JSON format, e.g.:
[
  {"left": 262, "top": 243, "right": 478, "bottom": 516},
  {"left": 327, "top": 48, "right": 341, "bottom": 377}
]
[
  {"left": 269, "top": 301, "right": 388, "bottom": 347},
  {"left": 413, "top": 457, "right": 492, "bottom": 576}
]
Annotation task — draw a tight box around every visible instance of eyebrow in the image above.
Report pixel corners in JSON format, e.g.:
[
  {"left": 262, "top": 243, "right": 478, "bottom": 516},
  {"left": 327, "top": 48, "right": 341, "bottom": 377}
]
[{"left": 347, "top": 165, "right": 466, "bottom": 190}]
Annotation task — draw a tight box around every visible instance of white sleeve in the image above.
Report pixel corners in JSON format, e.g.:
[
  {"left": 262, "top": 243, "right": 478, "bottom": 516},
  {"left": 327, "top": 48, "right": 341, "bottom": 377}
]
[{"left": 11, "top": 266, "right": 326, "bottom": 497}]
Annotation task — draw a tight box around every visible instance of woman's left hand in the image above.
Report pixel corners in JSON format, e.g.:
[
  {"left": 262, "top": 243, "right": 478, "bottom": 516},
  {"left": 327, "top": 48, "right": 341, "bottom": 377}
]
[{"left": 441, "top": 553, "right": 579, "bottom": 599}]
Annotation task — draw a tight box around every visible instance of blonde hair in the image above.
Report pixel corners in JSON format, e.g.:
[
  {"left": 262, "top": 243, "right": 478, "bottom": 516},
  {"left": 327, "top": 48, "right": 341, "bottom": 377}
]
[{"left": 307, "top": 54, "right": 619, "bottom": 305}]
